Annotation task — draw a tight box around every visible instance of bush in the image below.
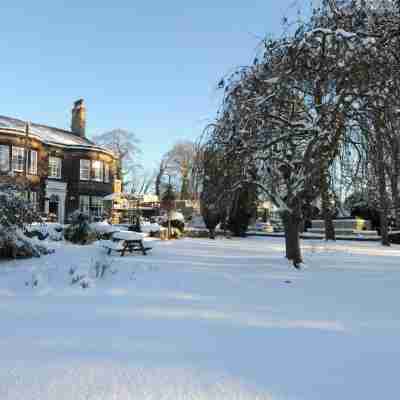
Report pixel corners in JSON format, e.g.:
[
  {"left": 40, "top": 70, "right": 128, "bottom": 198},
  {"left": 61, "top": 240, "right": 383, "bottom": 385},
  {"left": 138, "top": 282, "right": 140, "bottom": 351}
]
[
  {"left": 0, "top": 183, "right": 52, "bottom": 259},
  {"left": 64, "top": 211, "right": 97, "bottom": 244},
  {"left": 161, "top": 219, "right": 185, "bottom": 234},
  {"left": 90, "top": 220, "right": 117, "bottom": 240}
]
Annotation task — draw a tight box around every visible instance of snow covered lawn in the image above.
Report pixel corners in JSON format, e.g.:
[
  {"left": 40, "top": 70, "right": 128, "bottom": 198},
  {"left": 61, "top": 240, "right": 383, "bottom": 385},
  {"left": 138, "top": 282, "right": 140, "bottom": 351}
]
[{"left": 0, "top": 237, "right": 399, "bottom": 399}]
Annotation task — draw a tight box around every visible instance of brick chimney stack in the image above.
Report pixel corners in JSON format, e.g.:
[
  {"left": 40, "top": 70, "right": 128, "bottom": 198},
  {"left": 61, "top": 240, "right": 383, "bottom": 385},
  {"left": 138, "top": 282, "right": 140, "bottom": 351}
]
[{"left": 71, "top": 99, "right": 86, "bottom": 137}]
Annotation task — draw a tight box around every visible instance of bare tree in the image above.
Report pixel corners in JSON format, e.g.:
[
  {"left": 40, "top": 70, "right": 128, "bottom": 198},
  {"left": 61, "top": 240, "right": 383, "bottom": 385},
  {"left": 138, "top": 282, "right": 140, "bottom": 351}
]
[
  {"left": 92, "top": 128, "right": 141, "bottom": 189},
  {"left": 158, "top": 141, "right": 197, "bottom": 200}
]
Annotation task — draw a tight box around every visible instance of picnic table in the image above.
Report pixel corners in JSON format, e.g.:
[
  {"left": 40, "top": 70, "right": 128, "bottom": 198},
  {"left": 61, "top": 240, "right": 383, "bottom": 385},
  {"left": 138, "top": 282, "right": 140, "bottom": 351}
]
[{"left": 102, "top": 231, "right": 152, "bottom": 256}]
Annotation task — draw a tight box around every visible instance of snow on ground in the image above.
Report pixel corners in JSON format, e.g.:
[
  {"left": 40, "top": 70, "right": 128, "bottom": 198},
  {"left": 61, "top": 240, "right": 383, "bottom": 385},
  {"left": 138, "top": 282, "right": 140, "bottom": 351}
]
[{"left": 0, "top": 237, "right": 400, "bottom": 399}]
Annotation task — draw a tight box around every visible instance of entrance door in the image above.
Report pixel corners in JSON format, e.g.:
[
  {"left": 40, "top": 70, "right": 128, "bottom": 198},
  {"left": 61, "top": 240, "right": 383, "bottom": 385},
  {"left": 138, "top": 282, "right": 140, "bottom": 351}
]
[{"left": 48, "top": 194, "right": 59, "bottom": 221}]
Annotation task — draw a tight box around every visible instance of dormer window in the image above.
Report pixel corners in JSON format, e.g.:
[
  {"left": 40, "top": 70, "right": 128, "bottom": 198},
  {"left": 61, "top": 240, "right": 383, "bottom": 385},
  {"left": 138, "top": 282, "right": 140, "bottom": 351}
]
[
  {"left": 80, "top": 159, "right": 90, "bottom": 181},
  {"left": 92, "top": 160, "right": 103, "bottom": 182}
]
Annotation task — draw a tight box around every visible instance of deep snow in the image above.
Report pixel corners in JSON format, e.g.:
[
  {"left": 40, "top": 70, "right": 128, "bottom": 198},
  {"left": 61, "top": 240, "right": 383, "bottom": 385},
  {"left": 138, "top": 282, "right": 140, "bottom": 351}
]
[{"left": 1, "top": 237, "right": 399, "bottom": 399}]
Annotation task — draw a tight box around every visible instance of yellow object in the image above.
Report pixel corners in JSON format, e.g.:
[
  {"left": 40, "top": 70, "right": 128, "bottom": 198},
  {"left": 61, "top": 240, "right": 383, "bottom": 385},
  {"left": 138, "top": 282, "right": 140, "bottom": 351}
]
[
  {"left": 113, "top": 179, "right": 122, "bottom": 193},
  {"left": 355, "top": 217, "right": 365, "bottom": 231}
]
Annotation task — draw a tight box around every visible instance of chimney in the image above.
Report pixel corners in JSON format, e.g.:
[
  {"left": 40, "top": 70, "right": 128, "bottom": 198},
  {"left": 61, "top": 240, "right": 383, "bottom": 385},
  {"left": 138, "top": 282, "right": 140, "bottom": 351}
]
[{"left": 71, "top": 99, "right": 86, "bottom": 137}]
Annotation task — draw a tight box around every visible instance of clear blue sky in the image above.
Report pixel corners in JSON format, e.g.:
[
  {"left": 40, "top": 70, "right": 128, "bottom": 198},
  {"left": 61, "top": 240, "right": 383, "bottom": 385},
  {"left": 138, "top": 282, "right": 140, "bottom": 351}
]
[{"left": 0, "top": 0, "right": 303, "bottom": 170}]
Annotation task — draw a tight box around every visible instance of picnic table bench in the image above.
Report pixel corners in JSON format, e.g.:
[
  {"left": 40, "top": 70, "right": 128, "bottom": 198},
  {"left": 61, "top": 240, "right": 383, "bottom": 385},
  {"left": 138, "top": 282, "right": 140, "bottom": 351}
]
[{"left": 102, "top": 231, "right": 152, "bottom": 256}]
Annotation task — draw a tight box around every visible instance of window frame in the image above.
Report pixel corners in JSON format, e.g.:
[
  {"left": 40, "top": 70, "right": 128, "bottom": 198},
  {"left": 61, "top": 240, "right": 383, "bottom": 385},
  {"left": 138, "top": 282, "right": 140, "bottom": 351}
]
[
  {"left": 90, "top": 196, "right": 104, "bottom": 218},
  {"left": 48, "top": 156, "right": 62, "bottom": 179},
  {"left": 28, "top": 149, "right": 38, "bottom": 175},
  {"left": 80, "top": 159, "right": 91, "bottom": 181},
  {"left": 104, "top": 163, "right": 110, "bottom": 183},
  {"left": 0, "top": 144, "right": 10, "bottom": 172},
  {"left": 92, "top": 160, "right": 104, "bottom": 182},
  {"left": 12, "top": 146, "right": 25, "bottom": 172},
  {"left": 79, "top": 195, "right": 90, "bottom": 215},
  {"left": 29, "top": 191, "right": 38, "bottom": 211}
]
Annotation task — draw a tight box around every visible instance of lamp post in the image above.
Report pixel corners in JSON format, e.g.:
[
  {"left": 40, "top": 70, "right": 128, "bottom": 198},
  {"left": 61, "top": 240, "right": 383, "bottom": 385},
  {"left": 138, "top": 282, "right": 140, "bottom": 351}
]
[{"left": 160, "top": 175, "right": 175, "bottom": 240}]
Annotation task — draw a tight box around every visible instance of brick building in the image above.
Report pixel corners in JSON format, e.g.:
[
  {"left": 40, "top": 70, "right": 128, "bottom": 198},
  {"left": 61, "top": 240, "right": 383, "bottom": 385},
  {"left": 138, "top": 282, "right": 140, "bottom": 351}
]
[{"left": 0, "top": 100, "right": 119, "bottom": 223}]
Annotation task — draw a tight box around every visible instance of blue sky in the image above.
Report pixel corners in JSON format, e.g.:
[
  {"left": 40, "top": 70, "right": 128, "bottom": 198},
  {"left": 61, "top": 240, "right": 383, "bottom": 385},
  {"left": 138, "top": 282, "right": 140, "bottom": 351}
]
[{"left": 0, "top": 0, "right": 303, "bottom": 170}]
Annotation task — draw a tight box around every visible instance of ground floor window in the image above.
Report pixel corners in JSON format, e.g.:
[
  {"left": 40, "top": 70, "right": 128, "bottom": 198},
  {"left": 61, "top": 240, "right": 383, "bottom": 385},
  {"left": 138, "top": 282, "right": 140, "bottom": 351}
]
[
  {"left": 91, "top": 196, "right": 104, "bottom": 218},
  {"left": 19, "top": 191, "right": 38, "bottom": 211},
  {"left": 29, "top": 191, "right": 38, "bottom": 211},
  {"left": 79, "top": 195, "right": 90, "bottom": 215}
]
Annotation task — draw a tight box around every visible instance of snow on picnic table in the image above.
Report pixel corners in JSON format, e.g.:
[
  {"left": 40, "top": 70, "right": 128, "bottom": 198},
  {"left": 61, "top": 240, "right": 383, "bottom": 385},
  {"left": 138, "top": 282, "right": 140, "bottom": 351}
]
[{"left": 0, "top": 237, "right": 400, "bottom": 400}]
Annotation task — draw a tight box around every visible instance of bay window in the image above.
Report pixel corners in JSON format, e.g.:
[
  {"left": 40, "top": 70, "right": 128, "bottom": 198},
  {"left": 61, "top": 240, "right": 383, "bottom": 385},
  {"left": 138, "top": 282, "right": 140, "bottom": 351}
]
[
  {"left": 80, "top": 159, "right": 90, "bottom": 180},
  {"left": 104, "top": 163, "right": 110, "bottom": 183},
  {"left": 0, "top": 145, "right": 9, "bottom": 172},
  {"left": 48, "top": 156, "right": 62, "bottom": 178},
  {"left": 92, "top": 160, "right": 103, "bottom": 182},
  {"left": 12, "top": 146, "right": 24, "bottom": 172},
  {"left": 29, "top": 150, "right": 38, "bottom": 175}
]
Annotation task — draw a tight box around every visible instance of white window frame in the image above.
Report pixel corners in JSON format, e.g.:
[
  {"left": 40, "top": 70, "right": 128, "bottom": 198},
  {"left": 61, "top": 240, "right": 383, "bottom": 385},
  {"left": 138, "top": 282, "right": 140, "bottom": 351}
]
[
  {"left": 0, "top": 145, "right": 9, "bottom": 172},
  {"left": 12, "top": 146, "right": 25, "bottom": 172},
  {"left": 104, "top": 163, "right": 110, "bottom": 183},
  {"left": 79, "top": 195, "right": 90, "bottom": 215},
  {"left": 29, "top": 191, "right": 38, "bottom": 211},
  {"left": 92, "top": 160, "right": 103, "bottom": 182},
  {"left": 91, "top": 196, "right": 104, "bottom": 218},
  {"left": 80, "top": 159, "right": 90, "bottom": 181},
  {"left": 29, "top": 150, "right": 38, "bottom": 175},
  {"left": 48, "top": 156, "right": 62, "bottom": 179}
]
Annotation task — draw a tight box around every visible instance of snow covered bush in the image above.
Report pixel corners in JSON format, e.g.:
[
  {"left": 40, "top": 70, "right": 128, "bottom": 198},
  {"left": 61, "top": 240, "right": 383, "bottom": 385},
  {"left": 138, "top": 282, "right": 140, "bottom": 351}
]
[
  {"left": 90, "top": 220, "right": 117, "bottom": 240},
  {"left": 64, "top": 211, "right": 97, "bottom": 245},
  {"left": 0, "top": 183, "right": 52, "bottom": 259},
  {"left": 25, "top": 223, "right": 64, "bottom": 241}
]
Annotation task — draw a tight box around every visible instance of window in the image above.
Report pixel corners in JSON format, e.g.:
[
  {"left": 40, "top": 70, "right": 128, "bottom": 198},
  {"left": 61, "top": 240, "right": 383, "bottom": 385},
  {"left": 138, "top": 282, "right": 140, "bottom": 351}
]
[
  {"left": 28, "top": 150, "right": 38, "bottom": 175},
  {"left": 80, "top": 159, "right": 90, "bottom": 180},
  {"left": 29, "top": 191, "right": 38, "bottom": 211},
  {"left": 79, "top": 195, "right": 90, "bottom": 214},
  {"left": 0, "top": 145, "right": 9, "bottom": 172},
  {"left": 12, "top": 147, "right": 25, "bottom": 172},
  {"left": 48, "top": 157, "right": 62, "bottom": 178},
  {"left": 92, "top": 160, "right": 103, "bottom": 182},
  {"left": 104, "top": 163, "right": 110, "bottom": 183},
  {"left": 91, "top": 196, "right": 104, "bottom": 218}
]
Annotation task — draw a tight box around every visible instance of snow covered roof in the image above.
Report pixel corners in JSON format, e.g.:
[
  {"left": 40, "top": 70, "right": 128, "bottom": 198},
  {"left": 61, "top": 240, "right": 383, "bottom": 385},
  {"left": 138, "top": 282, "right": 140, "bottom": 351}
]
[{"left": 0, "top": 115, "right": 115, "bottom": 157}]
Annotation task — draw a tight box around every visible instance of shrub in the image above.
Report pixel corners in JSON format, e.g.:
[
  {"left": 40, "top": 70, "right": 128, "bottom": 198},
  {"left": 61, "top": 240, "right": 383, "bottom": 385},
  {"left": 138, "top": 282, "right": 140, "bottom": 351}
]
[
  {"left": 0, "top": 183, "right": 52, "bottom": 259},
  {"left": 64, "top": 211, "right": 97, "bottom": 244},
  {"left": 162, "top": 219, "right": 184, "bottom": 232}
]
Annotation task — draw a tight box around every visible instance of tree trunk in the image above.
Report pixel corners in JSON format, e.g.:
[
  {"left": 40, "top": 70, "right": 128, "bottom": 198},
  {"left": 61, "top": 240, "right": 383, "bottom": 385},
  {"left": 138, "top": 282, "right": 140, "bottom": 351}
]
[
  {"left": 390, "top": 174, "right": 400, "bottom": 229},
  {"left": 320, "top": 165, "right": 336, "bottom": 240},
  {"left": 376, "top": 129, "right": 390, "bottom": 246},
  {"left": 283, "top": 211, "right": 302, "bottom": 269},
  {"left": 390, "top": 138, "right": 400, "bottom": 229}
]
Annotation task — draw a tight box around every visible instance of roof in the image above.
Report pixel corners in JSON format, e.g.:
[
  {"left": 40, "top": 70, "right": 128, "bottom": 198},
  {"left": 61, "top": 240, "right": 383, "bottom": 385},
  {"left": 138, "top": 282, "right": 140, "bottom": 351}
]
[{"left": 0, "top": 115, "right": 115, "bottom": 157}]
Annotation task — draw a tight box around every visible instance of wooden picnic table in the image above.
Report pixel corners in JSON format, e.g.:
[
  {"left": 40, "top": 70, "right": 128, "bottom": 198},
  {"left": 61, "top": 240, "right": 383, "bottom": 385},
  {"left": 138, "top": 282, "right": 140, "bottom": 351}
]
[{"left": 103, "top": 231, "right": 152, "bottom": 256}]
